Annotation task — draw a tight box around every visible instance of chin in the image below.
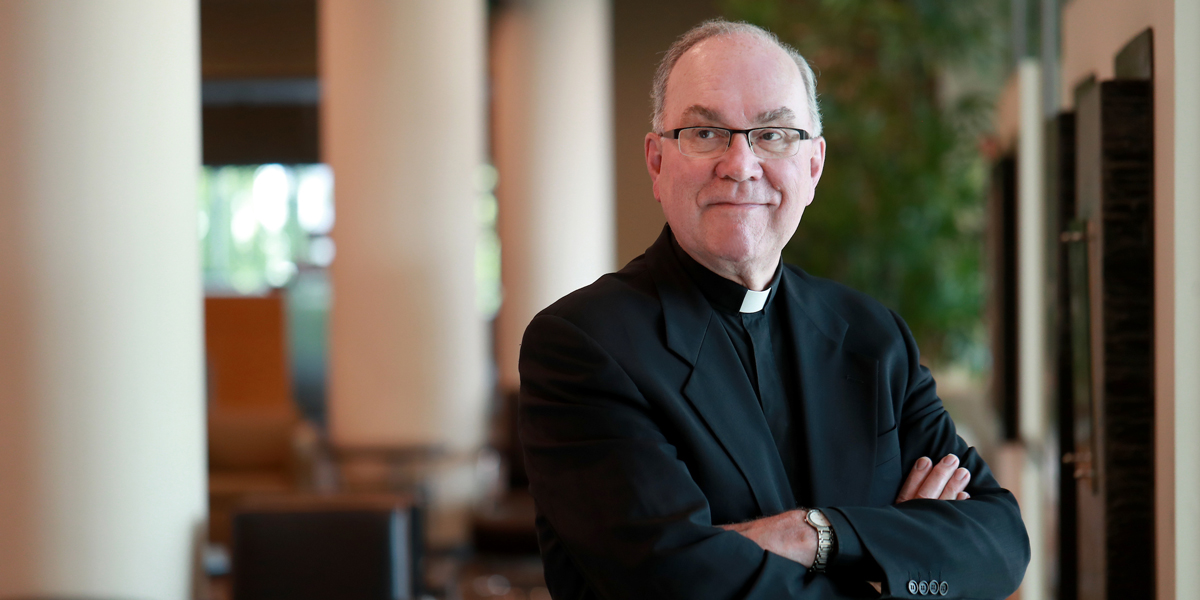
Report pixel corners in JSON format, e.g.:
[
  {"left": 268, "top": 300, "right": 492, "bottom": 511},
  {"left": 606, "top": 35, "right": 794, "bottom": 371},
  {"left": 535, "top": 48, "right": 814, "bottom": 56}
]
[
  {"left": 702, "top": 234, "right": 765, "bottom": 265},
  {"left": 700, "top": 221, "right": 771, "bottom": 264}
]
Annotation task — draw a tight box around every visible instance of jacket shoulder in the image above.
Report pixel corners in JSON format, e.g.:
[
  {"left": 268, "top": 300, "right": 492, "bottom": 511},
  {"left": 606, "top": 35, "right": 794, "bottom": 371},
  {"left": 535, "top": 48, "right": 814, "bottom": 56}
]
[{"left": 785, "top": 264, "right": 908, "bottom": 352}]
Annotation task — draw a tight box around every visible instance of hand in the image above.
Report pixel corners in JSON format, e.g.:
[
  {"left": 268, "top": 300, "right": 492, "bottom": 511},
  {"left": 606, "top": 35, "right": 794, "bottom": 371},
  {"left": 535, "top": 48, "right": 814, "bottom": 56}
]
[
  {"left": 895, "top": 454, "right": 971, "bottom": 503},
  {"left": 719, "top": 454, "right": 972, "bottom": 573},
  {"left": 719, "top": 510, "right": 816, "bottom": 567}
]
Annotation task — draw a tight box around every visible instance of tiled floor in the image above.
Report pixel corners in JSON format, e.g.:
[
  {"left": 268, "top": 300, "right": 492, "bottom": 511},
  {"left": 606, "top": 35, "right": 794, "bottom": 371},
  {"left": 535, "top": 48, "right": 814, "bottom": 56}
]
[{"left": 446, "top": 554, "right": 548, "bottom": 600}]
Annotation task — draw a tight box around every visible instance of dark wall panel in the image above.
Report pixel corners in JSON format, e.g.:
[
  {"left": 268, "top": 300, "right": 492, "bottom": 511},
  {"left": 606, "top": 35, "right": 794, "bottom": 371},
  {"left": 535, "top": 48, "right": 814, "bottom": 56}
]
[
  {"left": 201, "top": 0, "right": 318, "bottom": 79},
  {"left": 987, "top": 155, "right": 1019, "bottom": 442},
  {"left": 1097, "top": 78, "right": 1155, "bottom": 598},
  {"left": 203, "top": 105, "right": 320, "bottom": 165}
]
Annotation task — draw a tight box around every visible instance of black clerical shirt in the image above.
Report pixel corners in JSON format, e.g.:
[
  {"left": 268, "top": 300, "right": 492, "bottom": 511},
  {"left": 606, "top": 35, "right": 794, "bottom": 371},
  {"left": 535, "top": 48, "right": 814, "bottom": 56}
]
[
  {"left": 669, "top": 233, "right": 878, "bottom": 577},
  {"left": 669, "top": 234, "right": 809, "bottom": 506}
]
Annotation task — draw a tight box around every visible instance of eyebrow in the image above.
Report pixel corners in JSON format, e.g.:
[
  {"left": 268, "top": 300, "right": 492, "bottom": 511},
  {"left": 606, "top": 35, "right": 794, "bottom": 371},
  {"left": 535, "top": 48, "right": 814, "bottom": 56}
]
[
  {"left": 678, "top": 105, "right": 797, "bottom": 127},
  {"left": 754, "top": 107, "right": 796, "bottom": 125},
  {"left": 680, "top": 105, "right": 725, "bottom": 125}
]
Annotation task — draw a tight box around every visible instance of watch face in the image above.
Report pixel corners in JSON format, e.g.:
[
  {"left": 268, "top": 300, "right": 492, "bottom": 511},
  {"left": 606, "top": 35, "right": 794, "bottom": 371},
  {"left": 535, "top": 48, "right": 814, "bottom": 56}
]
[{"left": 807, "top": 509, "right": 830, "bottom": 527}]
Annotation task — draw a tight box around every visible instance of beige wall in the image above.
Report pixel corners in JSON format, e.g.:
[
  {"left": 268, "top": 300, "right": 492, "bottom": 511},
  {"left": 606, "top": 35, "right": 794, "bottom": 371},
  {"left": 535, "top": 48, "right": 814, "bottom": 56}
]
[
  {"left": 612, "top": 0, "right": 722, "bottom": 265},
  {"left": 993, "top": 69, "right": 1023, "bottom": 152},
  {"left": 1173, "top": 1, "right": 1199, "bottom": 597},
  {"left": 1060, "top": 1, "right": 1176, "bottom": 598}
]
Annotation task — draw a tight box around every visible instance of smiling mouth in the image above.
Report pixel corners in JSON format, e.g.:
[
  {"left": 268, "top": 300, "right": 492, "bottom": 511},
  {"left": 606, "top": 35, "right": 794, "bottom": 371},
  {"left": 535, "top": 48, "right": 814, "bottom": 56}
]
[{"left": 708, "top": 202, "right": 770, "bottom": 208}]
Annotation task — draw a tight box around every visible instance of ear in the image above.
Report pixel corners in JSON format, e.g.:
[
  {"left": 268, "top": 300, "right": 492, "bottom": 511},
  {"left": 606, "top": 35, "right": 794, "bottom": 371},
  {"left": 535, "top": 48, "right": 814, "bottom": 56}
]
[
  {"left": 806, "top": 136, "right": 827, "bottom": 205},
  {"left": 645, "top": 132, "right": 664, "bottom": 202}
]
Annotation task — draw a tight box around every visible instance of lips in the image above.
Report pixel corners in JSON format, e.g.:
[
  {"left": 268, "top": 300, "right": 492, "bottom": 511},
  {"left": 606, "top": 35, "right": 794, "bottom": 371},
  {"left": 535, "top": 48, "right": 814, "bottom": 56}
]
[
  {"left": 706, "top": 201, "right": 772, "bottom": 208},
  {"left": 699, "top": 188, "right": 779, "bottom": 207}
]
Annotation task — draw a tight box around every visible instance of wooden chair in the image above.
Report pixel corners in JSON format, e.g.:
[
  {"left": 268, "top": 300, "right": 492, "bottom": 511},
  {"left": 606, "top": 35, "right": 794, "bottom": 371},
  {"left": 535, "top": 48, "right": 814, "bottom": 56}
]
[{"left": 205, "top": 293, "right": 302, "bottom": 546}]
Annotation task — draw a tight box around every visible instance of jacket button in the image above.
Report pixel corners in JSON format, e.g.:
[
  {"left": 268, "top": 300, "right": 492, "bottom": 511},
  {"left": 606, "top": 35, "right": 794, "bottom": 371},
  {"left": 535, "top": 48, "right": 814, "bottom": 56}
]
[
  {"left": 919, "top": 580, "right": 928, "bottom": 595},
  {"left": 939, "top": 581, "right": 949, "bottom": 595},
  {"left": 908, "top": 580, "right": 918, "bottom": 594},
  {"left": 929, "top": 579, "right": 939, "bottom": 594}
]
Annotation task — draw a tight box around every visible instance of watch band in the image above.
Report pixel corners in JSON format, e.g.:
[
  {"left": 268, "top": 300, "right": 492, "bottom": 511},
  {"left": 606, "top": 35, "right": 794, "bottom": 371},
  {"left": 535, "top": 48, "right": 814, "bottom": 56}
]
[{"left": 805, "top": 508, "right": 834, "bottom": 573}]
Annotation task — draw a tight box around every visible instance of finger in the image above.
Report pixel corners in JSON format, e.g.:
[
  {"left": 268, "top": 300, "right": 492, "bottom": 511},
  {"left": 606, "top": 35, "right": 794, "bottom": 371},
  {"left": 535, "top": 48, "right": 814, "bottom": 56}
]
[
  {"left": 938, "top": 467, "right": 971, "bottom": 500},
  {"left": 956, "top": 491, "right": 970, "bottom": 500},
  {"left": 915, "top": 454, "right": 959, "bottom": 499},
  {"left": 895, "top": 457, "right": 932, "bottom": 503}
]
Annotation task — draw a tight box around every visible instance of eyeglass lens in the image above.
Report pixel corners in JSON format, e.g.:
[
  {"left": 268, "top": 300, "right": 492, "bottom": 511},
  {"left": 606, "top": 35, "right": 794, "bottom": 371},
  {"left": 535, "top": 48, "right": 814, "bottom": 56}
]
[{"left": 677, "top": 127, "right": 804, "bottom": 158}]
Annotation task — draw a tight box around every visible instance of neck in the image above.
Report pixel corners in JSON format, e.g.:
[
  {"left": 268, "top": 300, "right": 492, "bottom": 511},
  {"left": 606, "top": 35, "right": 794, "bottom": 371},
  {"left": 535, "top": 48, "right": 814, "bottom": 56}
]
[{"left": 681, "top": 245, "right": 780, "bottom": 291}]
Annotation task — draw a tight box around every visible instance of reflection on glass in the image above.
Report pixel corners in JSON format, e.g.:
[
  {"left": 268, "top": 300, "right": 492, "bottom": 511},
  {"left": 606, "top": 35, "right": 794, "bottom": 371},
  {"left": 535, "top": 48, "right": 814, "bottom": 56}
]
[
  {"left": 297, "top": 165, "right": 335, "bottom": 235},
  {"left": 201, "top": 164, "right": 332, "bottom": 294},
  {"left": 200, "top": 164, "right": 336, "bottom": 424},
  {"left": 475, "top": 164, "right": 501, "bottom": 319}
]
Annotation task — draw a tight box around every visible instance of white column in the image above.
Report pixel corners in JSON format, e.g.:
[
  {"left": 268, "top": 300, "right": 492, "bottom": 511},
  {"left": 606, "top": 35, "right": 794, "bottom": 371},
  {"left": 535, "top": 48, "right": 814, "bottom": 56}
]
[
  {"left": 0, "top": 2, "right": 207, "bottom": 599},
  {"left": 322, "top": 0, "right": 489, "bottom": 544},
  {"left": 1175, "top": 1, "right": 1200, "bottom": 596},
  {"left": 493, "top": 0, "right": 616, "bottom": 392},
  {"left": 1016, "top": 59, "right": 1048, "bottom": 600},
  {"left": 322, "top": 0, "right": 488, "bottom": 452},
  {"left": 320, "top": 2, "right": 489, "bottom": 548}
]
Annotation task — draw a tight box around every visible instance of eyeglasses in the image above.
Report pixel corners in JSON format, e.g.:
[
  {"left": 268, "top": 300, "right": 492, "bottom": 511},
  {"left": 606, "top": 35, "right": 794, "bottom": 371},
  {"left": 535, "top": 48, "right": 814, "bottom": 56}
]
[{"left": 661, "top": 126, "right": 813, "bottom": 159}]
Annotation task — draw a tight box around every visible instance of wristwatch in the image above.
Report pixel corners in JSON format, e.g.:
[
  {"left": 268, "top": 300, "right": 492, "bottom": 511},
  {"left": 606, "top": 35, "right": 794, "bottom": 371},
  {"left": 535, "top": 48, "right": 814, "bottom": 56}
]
[{"left": 805, "top": 508, "right": 834, "bottom": 573}]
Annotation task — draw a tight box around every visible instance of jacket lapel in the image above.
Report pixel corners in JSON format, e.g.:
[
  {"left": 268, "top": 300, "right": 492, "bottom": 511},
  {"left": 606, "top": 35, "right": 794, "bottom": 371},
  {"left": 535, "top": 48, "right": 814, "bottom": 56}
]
[
  {"left": 783, "top": 271, "right": 879, "bottom": 508},
  {"left": 648, "top": 229, "right": 792, "bottom": 516},
  {"left": 681, "top": 315, "right": 795, "bottom": 515}
]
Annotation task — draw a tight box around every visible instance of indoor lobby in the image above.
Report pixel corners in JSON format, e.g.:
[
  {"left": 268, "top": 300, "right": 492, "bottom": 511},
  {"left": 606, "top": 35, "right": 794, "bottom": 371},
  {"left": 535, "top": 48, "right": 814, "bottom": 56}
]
[{"left": 1, "top": 1, "right": 1198, "bottom": 599}]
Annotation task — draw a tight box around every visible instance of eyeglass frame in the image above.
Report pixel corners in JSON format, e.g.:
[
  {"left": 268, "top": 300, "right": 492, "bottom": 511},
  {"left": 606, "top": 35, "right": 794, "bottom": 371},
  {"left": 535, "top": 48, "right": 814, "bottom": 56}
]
[{"left": 659, "top": 126, "right": 815, "bottom": 159}]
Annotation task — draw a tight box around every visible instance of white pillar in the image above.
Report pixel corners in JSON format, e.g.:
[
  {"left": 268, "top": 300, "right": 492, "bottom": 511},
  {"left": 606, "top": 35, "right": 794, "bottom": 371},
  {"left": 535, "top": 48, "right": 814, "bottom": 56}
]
[
  {"left": 0, "top": 2, "right": 207, "bottom": 598},
  {"left": 1016, "top": 59, "right": 1048, "bottom": 600},
  {"left": 320, "top": 1, "right": 491, "bottom": 543},
  {"left": 1175, "top": 1, "right": 1200, "bottom": 596},
  {"left": 322, "top": 0, "right": 488, "bottom": 452},
  {"left": 493, "top": 0, "right": 616, "bottom": 392}
]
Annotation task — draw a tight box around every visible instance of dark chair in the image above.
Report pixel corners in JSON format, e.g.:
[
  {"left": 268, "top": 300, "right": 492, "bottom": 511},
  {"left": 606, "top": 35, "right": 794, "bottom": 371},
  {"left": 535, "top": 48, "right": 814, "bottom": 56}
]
[{"left": 231, "top": 494, "right": 421, "bottom": 600}]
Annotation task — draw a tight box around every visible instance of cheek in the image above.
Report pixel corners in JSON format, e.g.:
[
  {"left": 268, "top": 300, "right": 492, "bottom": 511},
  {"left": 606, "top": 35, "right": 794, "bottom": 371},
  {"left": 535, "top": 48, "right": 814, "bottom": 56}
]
[
  {"left": 659, "top": 169, "right": 707, "bottom": 213},
  {"left": 766, "top": 167, "right": 812, "bottom": 205}
]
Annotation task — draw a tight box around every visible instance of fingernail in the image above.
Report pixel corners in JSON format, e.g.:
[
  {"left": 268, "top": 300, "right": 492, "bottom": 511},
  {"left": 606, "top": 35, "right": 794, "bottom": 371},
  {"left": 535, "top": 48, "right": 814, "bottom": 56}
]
[
  {"left": 955, "top": 468, "right": 968, "bottom": 481},
  {"left": 917, "top": 457, "right": 931, "bottom": 469},
  {"left": 941, "top": 454, "right": 958, "bottom": 466}
]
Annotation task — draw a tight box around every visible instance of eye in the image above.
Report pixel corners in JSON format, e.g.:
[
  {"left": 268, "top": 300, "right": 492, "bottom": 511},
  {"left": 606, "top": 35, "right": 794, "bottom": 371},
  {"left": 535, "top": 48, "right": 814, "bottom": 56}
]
[
  {"left": 757, "top": 129, "right": 783, "bottom": 142},
  {"left": 693, "top": 128, "right": 719, "bottom": 140}
]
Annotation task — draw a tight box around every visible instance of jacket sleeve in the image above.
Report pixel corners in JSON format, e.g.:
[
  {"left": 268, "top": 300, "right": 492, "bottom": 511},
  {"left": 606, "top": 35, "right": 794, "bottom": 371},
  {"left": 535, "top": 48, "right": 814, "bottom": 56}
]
[
  {"left": 828, "top": 311, "right": 1030, "bottom": 599},
  {"left": 519, "top": 313, "right": 878, "bottom": 600}
]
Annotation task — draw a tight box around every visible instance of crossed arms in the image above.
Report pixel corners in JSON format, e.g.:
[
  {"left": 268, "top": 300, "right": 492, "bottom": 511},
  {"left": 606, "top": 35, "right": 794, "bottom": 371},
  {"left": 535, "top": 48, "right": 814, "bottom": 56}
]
[
  {"left": 719, "top": 451, "right": 975, "bottom": 577},
  {"left": 519, "top": 310, "right": 1030, "bottom": 599}
]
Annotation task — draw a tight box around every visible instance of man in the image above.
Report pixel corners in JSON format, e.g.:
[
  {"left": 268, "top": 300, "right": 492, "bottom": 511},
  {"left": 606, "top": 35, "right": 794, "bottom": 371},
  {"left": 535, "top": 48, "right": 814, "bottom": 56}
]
[{"left": 518, "top": 19, "right": 1029, "bottom": 599}]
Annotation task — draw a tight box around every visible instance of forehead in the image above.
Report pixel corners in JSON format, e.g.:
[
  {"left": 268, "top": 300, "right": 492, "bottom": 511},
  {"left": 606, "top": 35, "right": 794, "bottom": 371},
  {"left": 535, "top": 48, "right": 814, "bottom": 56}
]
[{"left": 663, "top": 33, "right": 807, "bottom": 127}]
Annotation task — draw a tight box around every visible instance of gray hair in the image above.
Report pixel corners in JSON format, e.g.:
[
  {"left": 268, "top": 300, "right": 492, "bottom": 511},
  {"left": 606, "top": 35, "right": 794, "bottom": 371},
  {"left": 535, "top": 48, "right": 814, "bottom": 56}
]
[{"left": 650, "top": 19, "right": 822, "bottom": 137}]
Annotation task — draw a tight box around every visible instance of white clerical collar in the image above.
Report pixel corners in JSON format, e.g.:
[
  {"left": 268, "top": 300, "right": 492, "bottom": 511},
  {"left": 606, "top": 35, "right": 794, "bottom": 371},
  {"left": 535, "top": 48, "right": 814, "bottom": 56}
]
[{"left": 739, "top": 288, "right": 771, "bottom": 313}]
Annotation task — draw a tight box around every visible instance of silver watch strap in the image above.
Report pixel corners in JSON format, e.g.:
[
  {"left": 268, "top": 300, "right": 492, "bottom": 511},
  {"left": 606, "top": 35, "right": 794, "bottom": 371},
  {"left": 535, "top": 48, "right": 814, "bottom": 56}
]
[{"left": 807, "top": 509, "right": 834, "bottom": 573}]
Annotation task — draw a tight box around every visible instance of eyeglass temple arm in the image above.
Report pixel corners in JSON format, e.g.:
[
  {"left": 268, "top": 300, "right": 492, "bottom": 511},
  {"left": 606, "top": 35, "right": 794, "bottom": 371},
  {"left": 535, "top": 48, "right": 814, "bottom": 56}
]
[{"left": 661, "top": 127, "right": 812, "bottom": 140}]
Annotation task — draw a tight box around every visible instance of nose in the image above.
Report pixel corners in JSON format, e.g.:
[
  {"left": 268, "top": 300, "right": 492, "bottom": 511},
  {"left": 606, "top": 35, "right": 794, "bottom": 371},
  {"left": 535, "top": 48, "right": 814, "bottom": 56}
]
[{"left": 714, "top": 132, "right": 763, "bottom": 182}]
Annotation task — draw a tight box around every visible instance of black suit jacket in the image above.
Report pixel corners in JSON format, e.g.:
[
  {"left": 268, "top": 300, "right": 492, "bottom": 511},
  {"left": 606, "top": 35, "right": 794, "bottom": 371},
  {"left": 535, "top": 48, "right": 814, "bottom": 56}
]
[{"left": 518, "top": 228, "right": 1029, "bottom": 599}]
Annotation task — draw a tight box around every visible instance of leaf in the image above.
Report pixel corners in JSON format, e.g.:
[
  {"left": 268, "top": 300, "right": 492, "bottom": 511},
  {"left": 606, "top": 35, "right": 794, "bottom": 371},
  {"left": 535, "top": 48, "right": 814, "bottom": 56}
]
[{"left": 722, "top": 0, "right": 1006, "bottom": 369}]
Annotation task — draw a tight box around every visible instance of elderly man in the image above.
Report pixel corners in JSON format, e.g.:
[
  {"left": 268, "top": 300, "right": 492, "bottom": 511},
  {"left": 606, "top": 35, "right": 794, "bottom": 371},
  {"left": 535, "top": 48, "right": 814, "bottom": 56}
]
[{"left": 518, "top": 19, "right": 1029, "bottom": 599}]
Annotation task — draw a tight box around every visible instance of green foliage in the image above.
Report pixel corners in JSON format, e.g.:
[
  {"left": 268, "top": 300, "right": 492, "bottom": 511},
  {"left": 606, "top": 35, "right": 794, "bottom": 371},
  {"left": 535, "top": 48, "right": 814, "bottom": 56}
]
[{"left": 723, "top": 0, "right": 1007, "bottom": 367}]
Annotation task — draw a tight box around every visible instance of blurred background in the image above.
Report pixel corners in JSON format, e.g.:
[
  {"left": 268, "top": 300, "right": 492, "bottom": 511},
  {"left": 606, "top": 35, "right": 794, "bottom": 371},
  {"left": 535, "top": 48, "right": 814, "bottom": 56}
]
[{"left": 0, "top": 0, "right": 1195, "bottom": 599}]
